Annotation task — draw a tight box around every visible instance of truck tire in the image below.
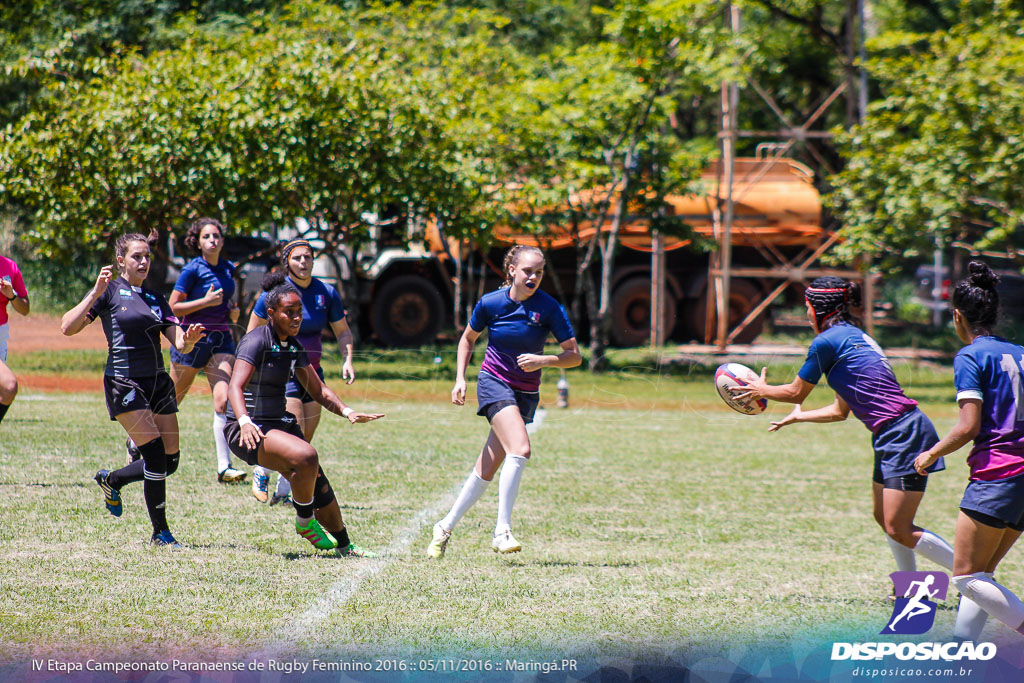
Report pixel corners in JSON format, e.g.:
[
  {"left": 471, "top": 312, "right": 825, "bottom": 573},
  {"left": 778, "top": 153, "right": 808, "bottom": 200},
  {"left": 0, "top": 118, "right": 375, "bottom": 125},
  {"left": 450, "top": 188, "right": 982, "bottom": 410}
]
[
  {"left": 371, "top": 275, "right": 444, "bottom": 347},
  {"left": 610, "top": 277, "right": 677, "bottom": 347},
  {"left": 686, "top": 279, "right": 766, "bottom": 343}
]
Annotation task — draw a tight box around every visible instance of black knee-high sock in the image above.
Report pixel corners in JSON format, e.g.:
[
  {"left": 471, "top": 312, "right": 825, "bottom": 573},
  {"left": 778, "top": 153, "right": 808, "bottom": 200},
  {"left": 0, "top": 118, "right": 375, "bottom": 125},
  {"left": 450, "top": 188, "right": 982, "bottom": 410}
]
[
  {"left": 329, "top": 526, "right": 350, "bottom": 548},
  {"left": 138, "top": 438, "right": 169, "bottom": 534},
  {"left": 107, "top": 459, "right": 145, "bottom": 489},
  {"left": 0, "top": 402, "right": 9, "bottom": 424}
]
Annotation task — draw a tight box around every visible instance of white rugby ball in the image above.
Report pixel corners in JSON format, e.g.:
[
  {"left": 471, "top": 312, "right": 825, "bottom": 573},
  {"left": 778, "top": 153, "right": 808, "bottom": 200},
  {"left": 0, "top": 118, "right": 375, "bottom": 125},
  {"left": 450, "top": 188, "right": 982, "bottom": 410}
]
[{"left": 714, "top": 363, "right": 767, "bottom": 415}]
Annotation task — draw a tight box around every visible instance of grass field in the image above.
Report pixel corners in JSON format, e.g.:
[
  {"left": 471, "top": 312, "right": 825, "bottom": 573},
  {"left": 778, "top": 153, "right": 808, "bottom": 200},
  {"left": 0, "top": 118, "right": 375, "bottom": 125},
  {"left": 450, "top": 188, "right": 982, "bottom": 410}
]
[{"left": 1, "top": 349, "right": 1017, "bottom": 671}]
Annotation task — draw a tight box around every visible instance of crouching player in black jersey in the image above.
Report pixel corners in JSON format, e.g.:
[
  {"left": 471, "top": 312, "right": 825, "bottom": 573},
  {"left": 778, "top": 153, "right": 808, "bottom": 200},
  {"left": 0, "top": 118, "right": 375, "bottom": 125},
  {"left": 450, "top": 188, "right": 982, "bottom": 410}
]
[
  {"left": 225, "top": 273, "right": 383, "bottom": 555},
  {"left": 62, "top": 233, "right": 205, "bottom": 549}
]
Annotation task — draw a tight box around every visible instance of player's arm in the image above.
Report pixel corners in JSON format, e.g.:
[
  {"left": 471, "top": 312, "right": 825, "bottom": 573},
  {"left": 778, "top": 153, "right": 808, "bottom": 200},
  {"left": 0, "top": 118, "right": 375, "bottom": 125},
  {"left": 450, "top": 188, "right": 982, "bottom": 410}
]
[
  {"left": 516, "top": 338, "right": 582, "bottom": 372},
  {"left": 452, "top": 325, "right": 481, "bottom": 405},
  {"left": 163, "top": 322, "right": 206, "bottom": 353},
  {"left": 732, "top": 367, "right": 815, "bottom": 404},
  {"left": 227, "top": 358, "right": 264, "bottom": 448},
  {"left": 168, "top": 286, "right": 222, "bottom": 317},
  {"left": 330, "top": 317, "right": 356, "bottom": 384},
  {"left": 246, "top": 310, "right": 268, "bottom": 333},
  {"left": 294, "top": 365, "right": 382, "bottom": 423},
  {"left": 769, "top": 394, "right": 850, "bottom": 432},
  {"left": 62, "top": 265, "right": 112, "bottom": 335},
  {"left": 914, "top": 399, "right": 982, "bottom": 474}
]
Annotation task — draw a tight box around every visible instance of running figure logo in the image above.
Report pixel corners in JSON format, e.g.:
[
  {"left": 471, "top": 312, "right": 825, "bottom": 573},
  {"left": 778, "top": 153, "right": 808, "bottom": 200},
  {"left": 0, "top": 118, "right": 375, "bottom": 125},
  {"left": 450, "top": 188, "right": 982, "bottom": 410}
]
[{"left": 882, "top": 571, "right": 948, "bottom": 635}]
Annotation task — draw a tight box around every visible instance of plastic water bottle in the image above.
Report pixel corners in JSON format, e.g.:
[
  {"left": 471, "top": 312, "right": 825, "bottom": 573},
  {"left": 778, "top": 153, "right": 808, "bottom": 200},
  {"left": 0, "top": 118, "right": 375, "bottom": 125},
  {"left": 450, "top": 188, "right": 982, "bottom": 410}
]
[{"left": 556, "top": 371, "right": 569, "bottom": 408}]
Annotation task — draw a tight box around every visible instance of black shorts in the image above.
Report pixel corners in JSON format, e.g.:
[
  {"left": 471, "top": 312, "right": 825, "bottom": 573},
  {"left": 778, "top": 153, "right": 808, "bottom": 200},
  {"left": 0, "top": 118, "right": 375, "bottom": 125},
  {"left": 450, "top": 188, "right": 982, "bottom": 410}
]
[
  {"left": 223, "top": 413, "right": 305, "bottom": 466},
  {"left": 476, "top": 371, "right": 540, "bottom": 424},
  {"left": 103, "top": 373, "right": 178, "bottom": 421}
]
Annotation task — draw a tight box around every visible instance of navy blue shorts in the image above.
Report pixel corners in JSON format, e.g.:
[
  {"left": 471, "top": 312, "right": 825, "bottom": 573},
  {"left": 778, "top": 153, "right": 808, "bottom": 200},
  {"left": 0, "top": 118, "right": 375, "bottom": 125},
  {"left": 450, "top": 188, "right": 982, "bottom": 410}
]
[
  {"left": 103, "top": 373, "right": 178, "bottom": 420},
  {"left": 872, "top": 408, "right": 943, "bottom": 482},
  {"left": 476, "top": 371, "right": 539, "bottom": 424},
  {"left": 170, "top": 329, "right": 236, "bottom": 368},
  {"left": 286, "top": 365, "right": 325, "bottom": 404},
  {"left": 223, "top": 413, "right": 305, "bottom": 466},
  {"left": 960, "top": 473, "right": 1024, "bottom": 528}
]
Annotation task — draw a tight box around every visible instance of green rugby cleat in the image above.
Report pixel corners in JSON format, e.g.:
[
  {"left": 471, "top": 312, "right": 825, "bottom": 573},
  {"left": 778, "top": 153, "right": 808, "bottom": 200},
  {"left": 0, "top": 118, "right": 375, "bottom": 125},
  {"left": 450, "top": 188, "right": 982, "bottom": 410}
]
[
  {"left": 296, "top": 519, "right": 337, "bottom": 550},
  {"left": 337, "top": 543, "right": 379, "bottom": 559}
]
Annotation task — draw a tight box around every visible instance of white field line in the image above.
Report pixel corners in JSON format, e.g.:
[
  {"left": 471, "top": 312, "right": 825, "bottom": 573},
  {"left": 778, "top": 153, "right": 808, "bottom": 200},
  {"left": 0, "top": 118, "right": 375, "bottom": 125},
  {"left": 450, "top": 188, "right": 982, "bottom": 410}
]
[{"left": 256, "top": 407, "right": 548, "bottom": 658}]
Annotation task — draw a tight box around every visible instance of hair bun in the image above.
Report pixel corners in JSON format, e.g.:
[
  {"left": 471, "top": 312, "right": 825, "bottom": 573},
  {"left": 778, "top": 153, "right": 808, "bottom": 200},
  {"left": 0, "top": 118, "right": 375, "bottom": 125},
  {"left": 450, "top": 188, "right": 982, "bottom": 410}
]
[
  {"left": 967, "top": 261, "right": 1000, "bottom": 290},
  {"left": 261, "top": 270, "right": 287, "bottom": 292}
]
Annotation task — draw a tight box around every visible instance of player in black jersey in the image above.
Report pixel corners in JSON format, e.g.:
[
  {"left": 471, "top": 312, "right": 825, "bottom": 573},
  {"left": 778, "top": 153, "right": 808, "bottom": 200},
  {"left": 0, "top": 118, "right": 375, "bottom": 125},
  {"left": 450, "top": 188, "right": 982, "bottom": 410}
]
[
  {"left": 225, "top": 274, "right": 383, "bottom": 554},
  {"left": 62, "top": 233, "right": 205, "bottom": 549}
]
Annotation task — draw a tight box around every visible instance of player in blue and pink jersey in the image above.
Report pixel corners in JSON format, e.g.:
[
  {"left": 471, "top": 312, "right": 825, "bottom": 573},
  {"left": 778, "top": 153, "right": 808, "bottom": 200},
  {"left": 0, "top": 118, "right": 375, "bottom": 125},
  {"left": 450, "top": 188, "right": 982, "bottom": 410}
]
[
  {"left": 247, "top": 239, "right": 356, "bottom": 505},
  {"left": 733, "top": 276, "right": 956, "bottom": 578},
  {"left": 915, "top": 262, "right": 1024, "bottom": 639},
  {"left": 164, "top": 217, "right": 246, "bottom": 484},
  {"left": 61, "top": 233, "right": 205, "bottom": 548},
  {"left": 427, "top": 245, "right": 581, "bottom": 558}
]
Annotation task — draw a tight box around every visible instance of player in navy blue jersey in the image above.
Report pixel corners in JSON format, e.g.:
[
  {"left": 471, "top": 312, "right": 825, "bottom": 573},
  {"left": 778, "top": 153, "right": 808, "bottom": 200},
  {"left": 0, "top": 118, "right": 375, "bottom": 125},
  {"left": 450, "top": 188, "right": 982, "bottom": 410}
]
[
  {"left": 732, "top": 277, "right": 957, "bottom": 578},
  {"left": 427, "top": 245, "right": 581, "bottom": 558},
  {"left": 62, "top": 233, "right": 205, "bottom": 548},
  {"left": 915, "top": 262, "right": 1024, "bottom": 639},
  {"left": 225, "top": 273, "right": 382, "bottom": 554},
  {"left": 166, "top": 218, "right": 246, "bottom": 484},
  {"left": 246, "top": 239, "right": 356, "bottom": 505}
]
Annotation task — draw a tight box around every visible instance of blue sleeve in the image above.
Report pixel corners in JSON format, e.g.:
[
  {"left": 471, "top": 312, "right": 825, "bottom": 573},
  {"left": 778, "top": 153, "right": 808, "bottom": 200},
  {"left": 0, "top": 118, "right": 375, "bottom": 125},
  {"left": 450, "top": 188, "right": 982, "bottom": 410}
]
[
  {"left": 327, "top": 286, "right": 346, "bottom": 323},
  {"left": 252, "top": 292, "right": 268, "bottom": 320},
  {"left": 173, "top": 261, "right": 197, "bottom": 295},
  {"left": 548, "top": 303, "right": 575, "bottom": 343},
  {"left": 953, "top": 351, "right": 983, "bottom": 401},
  {"left": 468, "top": 298, "right": 490, "bottom": 333},
  {"left": 798, "top": 335, "right": 835, "bottom": 385}
]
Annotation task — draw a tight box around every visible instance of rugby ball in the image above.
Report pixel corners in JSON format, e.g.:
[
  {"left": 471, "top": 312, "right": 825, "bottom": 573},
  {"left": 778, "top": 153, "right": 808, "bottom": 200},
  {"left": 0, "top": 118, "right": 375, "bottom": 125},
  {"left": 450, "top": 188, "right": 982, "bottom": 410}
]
[{"left": 714, "top": 363, "right": 767, "bottom": 415}]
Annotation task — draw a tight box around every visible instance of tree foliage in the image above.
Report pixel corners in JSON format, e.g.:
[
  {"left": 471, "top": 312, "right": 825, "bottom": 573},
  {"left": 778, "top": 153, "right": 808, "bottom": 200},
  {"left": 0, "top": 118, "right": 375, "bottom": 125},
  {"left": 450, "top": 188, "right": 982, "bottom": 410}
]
[{"left": 827, "top": 6, "right": 1024, "bottom": 266}]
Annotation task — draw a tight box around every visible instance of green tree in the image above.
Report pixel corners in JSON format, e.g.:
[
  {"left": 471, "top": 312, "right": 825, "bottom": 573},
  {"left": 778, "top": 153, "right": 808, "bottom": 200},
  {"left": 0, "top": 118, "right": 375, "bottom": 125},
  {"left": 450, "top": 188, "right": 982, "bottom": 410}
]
[{"left": 828, "top": 6, "right": 1024, "bottom": 267}]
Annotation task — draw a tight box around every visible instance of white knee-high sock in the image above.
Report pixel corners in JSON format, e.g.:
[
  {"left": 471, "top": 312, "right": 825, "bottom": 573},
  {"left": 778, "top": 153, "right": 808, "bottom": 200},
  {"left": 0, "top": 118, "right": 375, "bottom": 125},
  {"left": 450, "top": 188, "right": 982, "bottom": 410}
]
[
  {"left": 439, "top": 471, "right": 490, "bottom": 532},
  {"left": 887, "top": 536, "right": 917, "bottom": 572},
  {"left": 914, "top": 529, "right": 954, "bottom": 571},
  {"left": 213, "top": 411, "right": 231, "bottom": 473},
  {"left": 495, "top": 455, "right": 528, "bottom": 534},
  {"left": 954, "top": 572, "right": 992, "bottom": 641},
  {"left": 275, "top": 474, "right": 292, "bottom": 497},
  {"left": 952, "top": 573, "right": 1024, "bottom": 634}
]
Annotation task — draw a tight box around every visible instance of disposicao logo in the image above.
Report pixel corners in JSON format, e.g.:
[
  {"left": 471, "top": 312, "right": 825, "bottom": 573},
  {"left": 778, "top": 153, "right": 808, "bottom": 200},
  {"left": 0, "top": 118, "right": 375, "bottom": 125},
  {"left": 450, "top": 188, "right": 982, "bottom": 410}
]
[
  {"left": 831, "top": 571, "right": 997, "bottom": 663},
  {"left": 883, "top": 571, "right": 947, "bottom": 635}
]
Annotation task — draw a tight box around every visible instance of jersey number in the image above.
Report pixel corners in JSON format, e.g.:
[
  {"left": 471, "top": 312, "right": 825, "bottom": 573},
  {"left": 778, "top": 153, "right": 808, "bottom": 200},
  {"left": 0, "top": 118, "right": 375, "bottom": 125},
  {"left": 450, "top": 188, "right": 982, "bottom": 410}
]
[{"left": 999, "top": 353, "right": 1024, "bottom": 421}]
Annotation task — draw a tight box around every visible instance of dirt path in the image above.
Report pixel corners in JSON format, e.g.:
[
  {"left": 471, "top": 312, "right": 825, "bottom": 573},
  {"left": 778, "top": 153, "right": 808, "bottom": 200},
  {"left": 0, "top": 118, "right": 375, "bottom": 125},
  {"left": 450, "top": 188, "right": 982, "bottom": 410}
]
[{"left": 8, "top": 313, "right": 106, "bottom": 352}]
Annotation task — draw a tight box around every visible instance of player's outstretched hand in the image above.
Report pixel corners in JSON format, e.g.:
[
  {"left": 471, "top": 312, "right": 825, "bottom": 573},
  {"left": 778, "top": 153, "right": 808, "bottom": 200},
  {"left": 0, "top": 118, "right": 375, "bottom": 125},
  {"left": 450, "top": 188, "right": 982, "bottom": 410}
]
[
  {"left": 729, "top": 366, "right": 768, "bottom": 402},
  {"left": 347, "top": 411, "right": 384, "bottom": 424},
  {"left": 768, "top": 405, "right": 801, "bottom": 432},
  {"left": 452, "top": 378, "right": 467, "bottom": 405},
  {"left": 184, "top": 324, "right": 206, "bottom": 344}
]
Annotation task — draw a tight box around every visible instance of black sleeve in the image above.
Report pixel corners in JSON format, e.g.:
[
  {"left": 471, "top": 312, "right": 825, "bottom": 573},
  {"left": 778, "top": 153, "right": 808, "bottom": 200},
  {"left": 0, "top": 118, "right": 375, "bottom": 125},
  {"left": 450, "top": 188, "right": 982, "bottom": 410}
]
[
  {"left": 235, "top": 330, "right": 265, "bottom": 367},
  {"left": 86, "top": 283, "right": 112, "bottom": 321}
]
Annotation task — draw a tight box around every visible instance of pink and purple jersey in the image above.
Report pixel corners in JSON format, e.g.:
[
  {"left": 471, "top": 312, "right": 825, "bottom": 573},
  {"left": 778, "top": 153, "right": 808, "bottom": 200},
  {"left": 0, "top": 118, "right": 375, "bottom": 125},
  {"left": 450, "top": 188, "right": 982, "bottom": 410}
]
[
  {"left": 797, "top": 323, "right": 917, "bottom": 433},
  {"left": 0, "top": 256, "right": 28, "bottom": 326},
  {"left": 173, "top": 257, "right": 236, "bottom": 331},
  {"left": 954, "top": 336, "right": 1024, "bottom": 481},
  {"left": 252, "top": 276, "right": 346, "bottom": 369},
  {"left": 469, "top": 288, "right": 575, "bottom": 392}
]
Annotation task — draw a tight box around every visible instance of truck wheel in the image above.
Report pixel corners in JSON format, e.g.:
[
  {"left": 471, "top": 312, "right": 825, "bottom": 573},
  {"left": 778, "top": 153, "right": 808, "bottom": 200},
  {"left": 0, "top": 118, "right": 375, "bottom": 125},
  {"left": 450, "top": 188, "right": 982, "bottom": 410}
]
[
  {"left": 686, "top": 279, "right": 766, "bottom": 343},
  {"left": 371, "top": 275, "right": 444, "bottom": 347},
  {"left": 610, "top": 277, "right": 677, "bottom": 347}
]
